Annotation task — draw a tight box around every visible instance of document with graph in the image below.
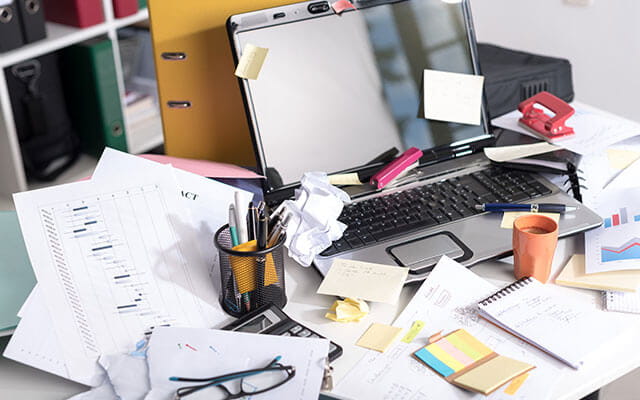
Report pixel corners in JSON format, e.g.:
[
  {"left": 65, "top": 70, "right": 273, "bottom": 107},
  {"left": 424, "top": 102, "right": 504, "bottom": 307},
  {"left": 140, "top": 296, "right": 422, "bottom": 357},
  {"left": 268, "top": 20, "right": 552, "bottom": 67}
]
[
  {"left": 13, "top": 166, "right": 226, "bottom": 383},
  {"left": 585, "top": 187, "right": 640, "bottom": 273}
]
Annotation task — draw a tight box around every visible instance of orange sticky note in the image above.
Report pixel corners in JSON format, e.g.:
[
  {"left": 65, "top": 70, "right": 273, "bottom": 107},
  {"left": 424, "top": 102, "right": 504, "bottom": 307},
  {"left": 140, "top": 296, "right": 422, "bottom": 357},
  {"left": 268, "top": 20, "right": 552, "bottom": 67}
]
[{"left": 230, "top": 240, "right": 278, "bottom": 294}]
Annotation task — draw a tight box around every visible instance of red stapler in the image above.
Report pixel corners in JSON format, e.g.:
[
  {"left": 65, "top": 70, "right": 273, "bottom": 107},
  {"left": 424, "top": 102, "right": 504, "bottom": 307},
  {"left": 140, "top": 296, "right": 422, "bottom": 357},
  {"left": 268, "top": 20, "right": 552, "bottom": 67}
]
[{"left": 518, "top": 91, "right": 575, "bottom": 141}]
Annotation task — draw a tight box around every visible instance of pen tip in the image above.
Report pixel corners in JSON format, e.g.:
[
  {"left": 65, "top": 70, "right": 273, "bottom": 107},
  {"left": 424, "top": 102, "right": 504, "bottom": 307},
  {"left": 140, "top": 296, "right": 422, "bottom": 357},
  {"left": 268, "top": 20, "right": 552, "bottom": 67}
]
[{"left": 474, "top": 205, "right": 483, "bottom": 211}]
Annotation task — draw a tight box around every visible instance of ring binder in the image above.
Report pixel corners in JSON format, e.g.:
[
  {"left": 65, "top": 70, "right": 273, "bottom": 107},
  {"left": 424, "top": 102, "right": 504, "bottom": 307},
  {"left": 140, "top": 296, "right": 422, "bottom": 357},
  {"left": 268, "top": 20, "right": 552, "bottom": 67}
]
[{"left": 478, "top": 277, "right": 533, "bottom": 306}]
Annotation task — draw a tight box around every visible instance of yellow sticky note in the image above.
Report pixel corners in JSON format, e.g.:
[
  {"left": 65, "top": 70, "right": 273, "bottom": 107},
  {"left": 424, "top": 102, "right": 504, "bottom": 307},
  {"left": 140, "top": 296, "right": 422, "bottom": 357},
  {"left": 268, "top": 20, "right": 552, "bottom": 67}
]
[
  {"left": 453, "top": 355, "right": 534, "bottom": 395},
  {"left": 328, "top": 173, "right": 362, "bottom": 186},
  {"left": 325, "top": 298, "right": 369, "bottom": 322},
  {"left": 234, "top": 44, "right": 268, "bottom": 80},
  {"left": 504, "top": 372, "right": 529, "bottom": 395},
  {"left": 356, "top": 323, "right": 404, "bottom": 353},
  {"left": 401, "top": 320, "right": 425, "bottom": 343},
  {"left": 500, "top": 212, "right": 560, "bottom": 229},
  {"left": 607, "top": 148, "right": 640, "bottom": 170}
]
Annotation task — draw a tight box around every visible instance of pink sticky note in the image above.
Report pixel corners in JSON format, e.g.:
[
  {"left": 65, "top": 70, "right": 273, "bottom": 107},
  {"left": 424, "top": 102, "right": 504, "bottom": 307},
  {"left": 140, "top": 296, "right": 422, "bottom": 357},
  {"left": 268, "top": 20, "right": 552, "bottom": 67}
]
[
  {"left": 137, "top": 154, "right": 263, "bottom": 179},
  {"left": 332, "top": 0, "right": 356, "bottom": 15}
]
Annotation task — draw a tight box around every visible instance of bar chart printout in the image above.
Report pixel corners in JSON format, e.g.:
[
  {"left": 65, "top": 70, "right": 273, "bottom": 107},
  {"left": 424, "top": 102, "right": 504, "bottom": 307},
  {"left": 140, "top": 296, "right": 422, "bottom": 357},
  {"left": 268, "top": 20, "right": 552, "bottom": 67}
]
[
  {"left": 13, "top": 176, "right": 220, "bottom": 384},
  {"left": 585, "top": 187, "right": 640, "bottom": 273}
]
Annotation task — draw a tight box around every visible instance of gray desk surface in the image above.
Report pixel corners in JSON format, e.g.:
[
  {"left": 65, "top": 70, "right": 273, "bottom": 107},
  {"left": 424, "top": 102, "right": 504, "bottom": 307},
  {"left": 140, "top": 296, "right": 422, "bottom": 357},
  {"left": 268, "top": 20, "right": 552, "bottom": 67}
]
[{"left": 1, "top": 236, "right": 639, "bottom": 399}]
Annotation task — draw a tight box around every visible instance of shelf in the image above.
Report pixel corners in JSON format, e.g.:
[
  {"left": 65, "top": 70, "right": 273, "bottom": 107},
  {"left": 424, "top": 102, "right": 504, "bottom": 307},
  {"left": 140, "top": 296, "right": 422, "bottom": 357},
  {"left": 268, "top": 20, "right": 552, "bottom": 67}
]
[{"left": 0, "top": 9, "right": 149, "bottom": 68}]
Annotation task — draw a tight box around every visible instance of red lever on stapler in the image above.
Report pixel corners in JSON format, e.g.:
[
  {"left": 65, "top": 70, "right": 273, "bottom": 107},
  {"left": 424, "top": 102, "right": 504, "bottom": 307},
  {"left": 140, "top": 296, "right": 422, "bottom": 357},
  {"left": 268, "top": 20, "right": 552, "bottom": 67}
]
[{"left": 518, "top": 91, "right": 575, "bottom": 141}]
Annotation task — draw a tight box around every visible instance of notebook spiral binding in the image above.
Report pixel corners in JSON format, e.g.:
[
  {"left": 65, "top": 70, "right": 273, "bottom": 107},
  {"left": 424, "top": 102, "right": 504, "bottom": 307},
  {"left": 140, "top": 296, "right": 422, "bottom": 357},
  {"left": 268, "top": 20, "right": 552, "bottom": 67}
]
[{"left": 478, "top": 277, "right": 534, "bottom": 306}]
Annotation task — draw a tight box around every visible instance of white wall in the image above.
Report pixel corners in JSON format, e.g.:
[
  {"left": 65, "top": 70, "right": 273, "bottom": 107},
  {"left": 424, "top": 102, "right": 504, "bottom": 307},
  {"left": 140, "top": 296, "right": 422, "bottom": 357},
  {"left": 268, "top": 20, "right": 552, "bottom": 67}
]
[{"left": 470, "top": 0, "right": 640, "bottom": 123}]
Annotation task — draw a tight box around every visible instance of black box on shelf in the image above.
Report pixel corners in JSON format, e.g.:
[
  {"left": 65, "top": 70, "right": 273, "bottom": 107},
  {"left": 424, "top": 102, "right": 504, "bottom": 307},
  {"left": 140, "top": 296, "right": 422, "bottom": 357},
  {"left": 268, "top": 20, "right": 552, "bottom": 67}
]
[
  {"left": 16, "top": 0, "right": 47, "bottom": 44},
  {"left": 0, "top": 1, "right": 24, "bottom": 52}
]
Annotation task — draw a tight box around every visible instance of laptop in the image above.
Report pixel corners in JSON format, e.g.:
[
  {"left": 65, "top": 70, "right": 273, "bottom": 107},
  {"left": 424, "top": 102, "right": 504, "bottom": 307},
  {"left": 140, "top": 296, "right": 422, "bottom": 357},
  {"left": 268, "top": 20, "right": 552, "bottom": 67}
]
[{"left": 227, "top": 0, "right": 601, "bottom": 283}]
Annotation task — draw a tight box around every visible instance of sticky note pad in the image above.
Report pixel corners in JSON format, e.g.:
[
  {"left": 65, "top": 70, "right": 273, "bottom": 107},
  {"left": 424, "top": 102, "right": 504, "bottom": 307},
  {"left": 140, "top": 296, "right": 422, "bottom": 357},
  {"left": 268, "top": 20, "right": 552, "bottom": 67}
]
[
  {"left": 423, "top": 69, "right": 484, "bottom": 126},
  {"left": 500, "top": 212, "right": 560, "bottom": 229},
  {"left": 445, "top": 329, "right": 493, "bottom": 361},
  {"left": 556, "top": 254, "right": 640, "bottom": 292},
  {"left": 414, "top": 347, "right": 455, "bottom": 377},
  {"left": 453, "top": 355, "right": 534, "bottom": 395},
  {"left": 356, "top": 323, "right": 403, "bottom": 353},
  {"left": 235, "top": 44, "right": 268, "bottom": 80}
]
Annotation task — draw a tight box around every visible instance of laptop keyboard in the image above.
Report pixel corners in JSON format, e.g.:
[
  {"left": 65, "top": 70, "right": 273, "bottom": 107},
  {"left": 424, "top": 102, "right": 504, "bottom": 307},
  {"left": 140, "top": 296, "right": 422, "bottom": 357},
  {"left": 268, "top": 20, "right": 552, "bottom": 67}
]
[{"left": 320, "top": 167, "right": 553, "bottom": 256}]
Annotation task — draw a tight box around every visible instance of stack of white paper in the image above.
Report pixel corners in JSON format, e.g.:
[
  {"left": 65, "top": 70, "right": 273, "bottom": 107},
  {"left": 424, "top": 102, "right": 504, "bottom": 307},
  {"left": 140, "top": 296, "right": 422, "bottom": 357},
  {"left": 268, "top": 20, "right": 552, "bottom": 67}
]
[{"left": 4, "top": 149, "right": 252, "bottom": 386}]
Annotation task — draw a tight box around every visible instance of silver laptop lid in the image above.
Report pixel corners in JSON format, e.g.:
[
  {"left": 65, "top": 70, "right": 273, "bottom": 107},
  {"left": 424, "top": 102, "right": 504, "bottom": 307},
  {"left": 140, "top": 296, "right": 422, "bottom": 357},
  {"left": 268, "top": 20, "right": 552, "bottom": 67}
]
[{"left": 228, "top": 0, "right": 492, "bottom": 202}]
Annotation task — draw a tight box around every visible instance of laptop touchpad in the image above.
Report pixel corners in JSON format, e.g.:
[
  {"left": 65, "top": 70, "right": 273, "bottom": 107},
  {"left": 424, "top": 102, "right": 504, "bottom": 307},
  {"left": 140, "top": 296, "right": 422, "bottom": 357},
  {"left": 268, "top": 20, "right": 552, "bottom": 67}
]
[{"left": 388, "top": 233, "right": 465, "bottom": 273}]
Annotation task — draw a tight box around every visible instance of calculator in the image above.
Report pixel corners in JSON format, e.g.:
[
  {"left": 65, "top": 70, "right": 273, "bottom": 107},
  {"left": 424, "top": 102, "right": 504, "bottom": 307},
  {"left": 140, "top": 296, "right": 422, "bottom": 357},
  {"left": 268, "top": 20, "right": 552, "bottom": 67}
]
[{"left": 221, "top": 303, "right": 343, "bottom": 362}]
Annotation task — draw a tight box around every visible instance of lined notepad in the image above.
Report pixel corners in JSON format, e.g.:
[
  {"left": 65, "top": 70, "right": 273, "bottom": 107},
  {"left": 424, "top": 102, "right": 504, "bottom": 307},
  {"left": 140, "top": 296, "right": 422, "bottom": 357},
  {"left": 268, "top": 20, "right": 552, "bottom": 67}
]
[
  {"left": 604, "top": 291, "right": 640, "bottom": 314},
  {"left": 477, "top": 277, "right": 628, "bottom": 369}
]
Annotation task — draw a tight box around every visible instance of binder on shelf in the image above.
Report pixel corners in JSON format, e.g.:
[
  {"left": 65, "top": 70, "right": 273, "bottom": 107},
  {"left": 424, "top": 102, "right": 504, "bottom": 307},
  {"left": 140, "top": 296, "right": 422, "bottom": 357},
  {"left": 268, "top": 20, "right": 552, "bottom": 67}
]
[
  {"left": 137, "top": 0, "right": 146, "bottom": 9},
  {"left": 147, "top": 0, "right": 292, "bottom": 166},
  {"left": 16, "top": 0, "right": 46, "bottom": 43},
  {"left": 60, "top": 38, "right": 128, "bottom": 156},
  {"left": 43, "top": 0, "right": 104, "bottom": 28},
  {"left": 0, "top": 1, "right": 24, "bottom": 52},
  {"left": 112, "top": 0, "right": 137, "bottom": 18}
]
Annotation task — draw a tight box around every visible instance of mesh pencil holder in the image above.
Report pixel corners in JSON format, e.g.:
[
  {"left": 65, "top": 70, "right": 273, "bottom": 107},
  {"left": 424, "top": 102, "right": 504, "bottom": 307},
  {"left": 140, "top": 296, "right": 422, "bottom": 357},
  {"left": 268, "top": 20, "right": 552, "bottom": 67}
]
[{"left": 214, "top": 224, "right": 287, "bottom": 317}]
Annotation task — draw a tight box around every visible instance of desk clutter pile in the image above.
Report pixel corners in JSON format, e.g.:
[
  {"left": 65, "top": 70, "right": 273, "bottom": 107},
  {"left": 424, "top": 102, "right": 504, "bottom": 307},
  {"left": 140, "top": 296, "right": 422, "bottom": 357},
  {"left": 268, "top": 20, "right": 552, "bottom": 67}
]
[{"left": 3, "top": 100, "right": 640, "bottom": 399}]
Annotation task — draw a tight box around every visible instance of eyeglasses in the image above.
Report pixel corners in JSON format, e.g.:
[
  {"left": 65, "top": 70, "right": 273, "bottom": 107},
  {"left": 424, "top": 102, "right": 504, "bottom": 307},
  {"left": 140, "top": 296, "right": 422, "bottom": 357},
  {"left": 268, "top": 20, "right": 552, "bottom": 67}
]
[{"left": 171, "top": 356, "right": 296, "bottom": 399}]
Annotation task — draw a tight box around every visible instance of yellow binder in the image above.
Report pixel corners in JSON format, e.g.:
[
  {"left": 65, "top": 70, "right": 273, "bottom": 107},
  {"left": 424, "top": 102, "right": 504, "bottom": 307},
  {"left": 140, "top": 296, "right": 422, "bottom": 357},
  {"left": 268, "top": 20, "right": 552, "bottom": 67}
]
[{"left": 148, "top": 0, "right": 294, "bottom": 165}]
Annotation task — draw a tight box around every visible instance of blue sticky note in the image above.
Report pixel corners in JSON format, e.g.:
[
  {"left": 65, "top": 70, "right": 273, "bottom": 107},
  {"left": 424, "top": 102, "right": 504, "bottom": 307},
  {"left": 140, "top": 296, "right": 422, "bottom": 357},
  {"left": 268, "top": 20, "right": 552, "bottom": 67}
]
[{"left": 414, "top": 347, "right": 455, "bottom": 377}]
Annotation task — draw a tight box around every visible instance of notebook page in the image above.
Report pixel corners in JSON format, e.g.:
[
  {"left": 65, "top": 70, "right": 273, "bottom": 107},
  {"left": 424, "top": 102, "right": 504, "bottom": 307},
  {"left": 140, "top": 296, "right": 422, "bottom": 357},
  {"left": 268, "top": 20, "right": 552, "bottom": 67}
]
[
  {"left": 478, "top": 278, "right": 627, "bottom": 368},
  {"left": 605, "top": 291, "right": 640, "bottom": 314}
]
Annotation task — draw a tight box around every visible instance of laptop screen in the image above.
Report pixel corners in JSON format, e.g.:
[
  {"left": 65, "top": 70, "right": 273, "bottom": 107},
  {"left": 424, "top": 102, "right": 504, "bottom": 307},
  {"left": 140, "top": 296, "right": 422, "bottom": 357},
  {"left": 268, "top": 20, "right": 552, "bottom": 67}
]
[{"left": 230, "top": 0, "right": 490, "bottom": 193}]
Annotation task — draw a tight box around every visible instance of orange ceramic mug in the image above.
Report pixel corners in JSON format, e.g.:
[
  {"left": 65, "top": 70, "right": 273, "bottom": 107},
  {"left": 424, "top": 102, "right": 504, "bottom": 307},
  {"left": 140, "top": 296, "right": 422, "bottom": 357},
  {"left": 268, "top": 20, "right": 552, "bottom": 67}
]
[{"left": 513, "top": 214, "right": 559, "bottom": 283}]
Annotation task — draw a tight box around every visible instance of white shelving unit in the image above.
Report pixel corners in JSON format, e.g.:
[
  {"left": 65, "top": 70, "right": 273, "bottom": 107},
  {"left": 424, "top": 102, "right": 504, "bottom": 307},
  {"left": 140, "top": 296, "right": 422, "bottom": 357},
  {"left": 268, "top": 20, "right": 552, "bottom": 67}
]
[{"left": 0, "top": 0, "right": 163, "bottom": 201}]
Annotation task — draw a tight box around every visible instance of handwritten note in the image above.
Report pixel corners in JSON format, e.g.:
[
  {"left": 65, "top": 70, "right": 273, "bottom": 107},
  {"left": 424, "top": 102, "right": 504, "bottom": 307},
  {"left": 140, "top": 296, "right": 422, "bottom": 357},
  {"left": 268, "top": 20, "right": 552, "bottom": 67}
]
[
  {"left": 317, "top": 259, "right": 408, "bottom": 304},
  {"left": 234, "top": 43, "right": 269, "bottom": 80},
  {"left": 423, "top": 69, "right": 484, "bottom": 126}
]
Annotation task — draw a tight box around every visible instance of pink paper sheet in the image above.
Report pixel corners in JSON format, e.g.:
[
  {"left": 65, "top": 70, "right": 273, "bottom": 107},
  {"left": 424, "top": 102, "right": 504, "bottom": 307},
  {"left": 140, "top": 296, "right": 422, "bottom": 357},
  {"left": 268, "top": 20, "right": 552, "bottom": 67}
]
[{"left": 138, "top": 154, "right": 262, "bottom": 179}]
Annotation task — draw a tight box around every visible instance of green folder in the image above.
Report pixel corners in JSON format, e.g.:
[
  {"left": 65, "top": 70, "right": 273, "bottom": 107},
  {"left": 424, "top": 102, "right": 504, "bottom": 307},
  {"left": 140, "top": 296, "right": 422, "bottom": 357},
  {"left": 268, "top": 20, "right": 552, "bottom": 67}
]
[
  {"left": 0, "top": 211, "right": 36, "bottom": 333},
  {"left": 138, "top": 0, "right": 147, "bottom": 9},
  {"left": 60, "top": 38, "right": 128, "bottom": 156}
]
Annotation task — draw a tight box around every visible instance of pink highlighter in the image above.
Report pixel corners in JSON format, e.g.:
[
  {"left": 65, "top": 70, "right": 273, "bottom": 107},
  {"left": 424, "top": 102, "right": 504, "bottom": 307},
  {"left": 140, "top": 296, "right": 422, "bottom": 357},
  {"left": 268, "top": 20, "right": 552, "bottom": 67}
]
[{"left": 370, "top": 147, "right": 424, "bottom": 189}]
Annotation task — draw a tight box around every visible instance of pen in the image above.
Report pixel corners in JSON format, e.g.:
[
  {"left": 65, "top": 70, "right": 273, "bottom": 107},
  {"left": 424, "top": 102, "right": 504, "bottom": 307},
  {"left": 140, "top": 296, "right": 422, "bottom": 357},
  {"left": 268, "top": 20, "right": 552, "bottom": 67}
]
[
  {"left": 267, "top": 213, "right": 290, "bottom": 248},
  {"left": 228, "top": 204, "right": 243, "bottom": 311},
  {"left": 257, "top": 210, "right": 268, "bottom": 289},
  {"left": 247, "top": 202, "right": 257, "bottom": 241},
  {"left": 228, "top": 205, "right": 239, "bottom": 246},
  {"left": 475, "top": 203, "right": 578, "bottom": 214}
]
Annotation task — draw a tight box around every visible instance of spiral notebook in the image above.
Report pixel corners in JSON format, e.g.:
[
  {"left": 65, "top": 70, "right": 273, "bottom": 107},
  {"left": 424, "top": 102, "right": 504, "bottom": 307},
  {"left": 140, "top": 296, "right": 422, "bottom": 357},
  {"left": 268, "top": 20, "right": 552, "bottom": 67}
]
[
  {"left": 477, "top": 277, "right": 626, "bottom": 369},
  {"left": 604, "top": 291, "right": 640, "bottom": 314}
]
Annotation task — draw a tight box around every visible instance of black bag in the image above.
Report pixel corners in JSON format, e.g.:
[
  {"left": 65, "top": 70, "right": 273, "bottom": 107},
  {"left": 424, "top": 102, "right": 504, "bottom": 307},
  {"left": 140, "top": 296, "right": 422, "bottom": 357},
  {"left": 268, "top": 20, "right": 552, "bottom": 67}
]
[
  {"left": 478, "top": 43, "right": 574, "bottom": 119},
  {"left": 5, "top": 53, "right": 80, "bottom": 181}
]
